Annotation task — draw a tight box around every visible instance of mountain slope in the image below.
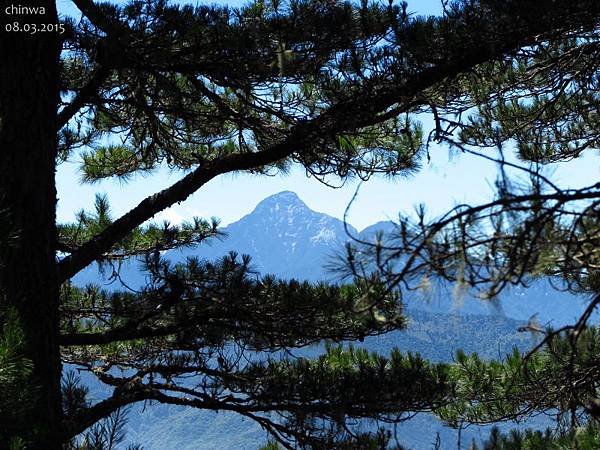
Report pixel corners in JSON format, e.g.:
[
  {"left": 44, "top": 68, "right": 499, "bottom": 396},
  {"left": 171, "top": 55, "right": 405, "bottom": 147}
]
[{"left": 173, "top": 190, "right": 358, "bottom": 281}]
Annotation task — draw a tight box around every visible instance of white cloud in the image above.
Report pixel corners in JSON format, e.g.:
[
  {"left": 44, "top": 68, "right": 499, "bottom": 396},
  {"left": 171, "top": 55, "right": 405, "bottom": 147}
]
[{"left": 154, "top": 208, "right": 185, "bottom": 224}]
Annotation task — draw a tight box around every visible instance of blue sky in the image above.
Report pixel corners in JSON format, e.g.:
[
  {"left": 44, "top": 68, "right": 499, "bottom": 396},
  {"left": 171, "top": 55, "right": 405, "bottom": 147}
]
[{"left": 55, "top": 0, "right": 600, "bottom": 230}]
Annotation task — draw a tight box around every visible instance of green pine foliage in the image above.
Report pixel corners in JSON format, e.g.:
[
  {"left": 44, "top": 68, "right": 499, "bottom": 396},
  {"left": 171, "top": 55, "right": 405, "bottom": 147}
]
[
  {"left": 472, "top": 424, "right": 600, "bottom": 450},
  {"left": 436, "top": 327, "right": 600, "bottom": 439},
  {"left": 3, "top": 0, "right": 600, "bottom": 447},
  {"left": 0, "top": 308, "right": 36, "bottom": 446},
  {"left": 58, "top": 194, "right": 221, "bottom": 261}
]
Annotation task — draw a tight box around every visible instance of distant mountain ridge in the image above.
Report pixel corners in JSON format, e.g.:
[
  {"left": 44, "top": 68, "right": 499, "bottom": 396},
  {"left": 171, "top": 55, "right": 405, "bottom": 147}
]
[{"left": 74, "top": 190, "right": 590, "bottom": 326}]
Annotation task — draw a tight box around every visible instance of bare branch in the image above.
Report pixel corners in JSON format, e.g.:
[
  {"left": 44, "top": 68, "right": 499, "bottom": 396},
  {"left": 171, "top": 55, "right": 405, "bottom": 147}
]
[{"left": 57, "top": 66, "right": 109, "bottom": 131}]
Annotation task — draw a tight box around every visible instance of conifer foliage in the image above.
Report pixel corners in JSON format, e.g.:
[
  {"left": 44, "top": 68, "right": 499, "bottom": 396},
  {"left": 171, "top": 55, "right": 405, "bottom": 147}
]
[{"left": 1, "top": 0, "right": 600, "bottom": 448}]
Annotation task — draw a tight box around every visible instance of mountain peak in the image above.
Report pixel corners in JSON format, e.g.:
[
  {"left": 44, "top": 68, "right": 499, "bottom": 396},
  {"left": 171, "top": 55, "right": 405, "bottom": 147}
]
[{"left": 252, "top": 191, "right": 308, "bottom": 213}]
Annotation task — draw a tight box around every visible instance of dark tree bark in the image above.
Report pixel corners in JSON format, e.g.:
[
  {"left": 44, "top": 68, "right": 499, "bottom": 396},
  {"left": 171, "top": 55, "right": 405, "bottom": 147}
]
[{"left": 0, "top": 1, "right": 63, "bottom": 448}]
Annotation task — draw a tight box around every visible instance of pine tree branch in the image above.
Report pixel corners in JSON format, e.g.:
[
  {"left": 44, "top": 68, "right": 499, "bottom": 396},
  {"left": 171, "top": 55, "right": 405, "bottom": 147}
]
[
  {"left": 59, "top": 0, "right": 132, "bottom": 129},
  {"left": 57, "top": 65, "right": 109, "bottom": 131},
  {"left": 51, "top": 80, "right": 501, "bottom": 282},
  {"left": 61, "top": 384, "right": 274, "bottom": 440},
  {"left": 59, "top": 324, "right": 176, "bottom": 346},
  {"left": 57, "top": 1, "right": 600, "bottom": 283},
  {"left": 59, "top": 258, "right": 404, "bottom": 349},
  {"left": 62, "top": 349, "right": 451, "bottom": 442},
  {"left": 71, "top": 0, "right": 121, "bottom": 34}
]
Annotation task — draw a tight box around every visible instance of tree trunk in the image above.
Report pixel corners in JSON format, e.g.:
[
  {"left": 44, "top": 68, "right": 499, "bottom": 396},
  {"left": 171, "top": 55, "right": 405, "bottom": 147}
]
[{"left": 0, "top": 1, "right": 63, "bottom": 448}]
